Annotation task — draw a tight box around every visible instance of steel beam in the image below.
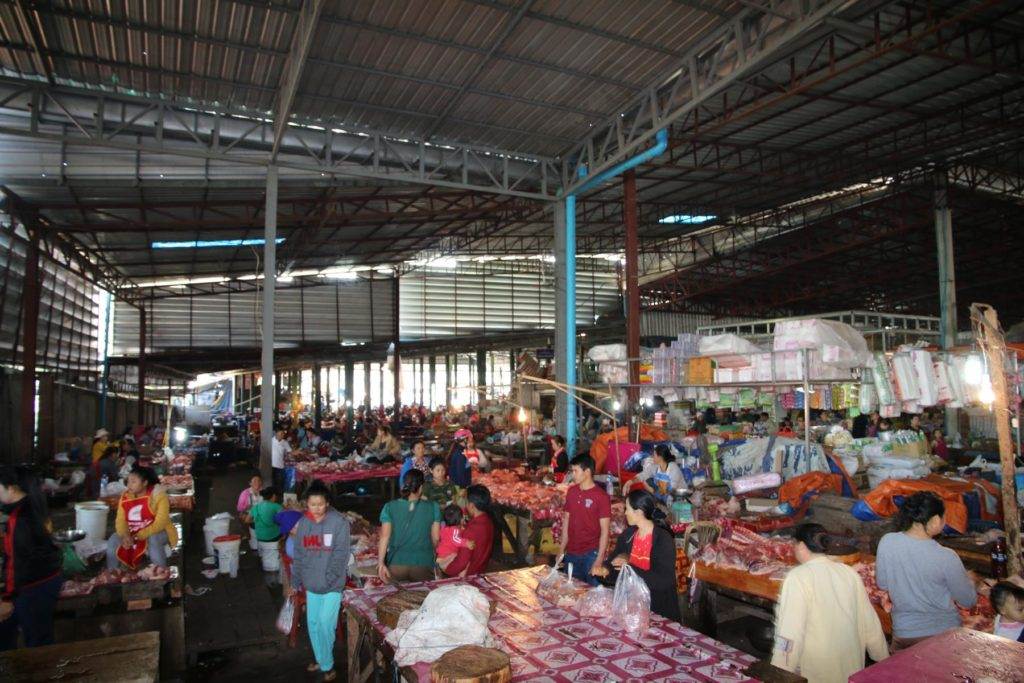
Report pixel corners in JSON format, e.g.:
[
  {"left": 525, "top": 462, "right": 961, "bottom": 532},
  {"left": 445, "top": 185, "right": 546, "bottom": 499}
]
[
  {"left": 271, "top": 0, "right": 326, "bottom": 159},
  {"left": 623, "top": 170, "right": 640, "bottom": 408},
  {"left": 393, "top": 273, "right": 401, "bottom": 416},
  {"left": 259, "top": 166, "right": 278, "bottom": 480},
  {"left": 0, "top": 78, "right": 561, "bottom": 199},
  {"left": 553, "top": 201, "right": 570, "bottom": 447},
  {"left": 137, "top": 306, "right": 147, "bottom": 426},
  {"left": 18, "top": 220, "right": 40, "bottom": 460},
  {"left": 562, "top": 0, "right": 851, "bottom": 193},
  {"left": 935, "top": 170, "right": 959, "bottom": 438}
]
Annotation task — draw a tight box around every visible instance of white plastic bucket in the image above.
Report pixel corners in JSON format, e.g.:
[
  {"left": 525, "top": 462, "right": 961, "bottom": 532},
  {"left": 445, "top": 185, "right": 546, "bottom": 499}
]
[
  {"left": 75, "top": 502, "right": 110, "bottom": 545},
  {"left": 249, "top": 534, "right": 259, "bottom": 551},
  {"left": 205, "top": 514, "right": 231, "bottom": 538},
  {"left": 203, "top": 525, "right": 218, "bottom": 558},
  {"left": 213, "top": 535, "right": 242, "bottom": 577},
  {"left": 258, "top": 540, "right": 281, "bottom": 572}
]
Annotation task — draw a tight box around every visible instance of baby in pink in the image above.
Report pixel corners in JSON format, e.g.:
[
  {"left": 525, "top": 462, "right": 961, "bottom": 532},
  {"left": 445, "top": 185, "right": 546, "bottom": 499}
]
[{"left": 437, "top": 505, "right": 475, "bottom": 574}]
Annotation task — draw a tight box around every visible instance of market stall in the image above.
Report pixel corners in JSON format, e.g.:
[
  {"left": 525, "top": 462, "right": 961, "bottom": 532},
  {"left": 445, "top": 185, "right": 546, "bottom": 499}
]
[
  {"left": 0, "top": 631, "right": 160, "bottom": 682},
  {"left": 290, "top": 460, "right": 399, "bottom": 499},
  {"left": 343, "top": 564, "right": 766, "bottom": 683}
]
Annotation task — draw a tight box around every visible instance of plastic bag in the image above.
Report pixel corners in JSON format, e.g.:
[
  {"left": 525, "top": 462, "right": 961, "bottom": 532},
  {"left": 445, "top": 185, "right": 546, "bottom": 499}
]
[
  {"left": 275, "top": 597, "right": 295, "bottom": 635},
  {"left": 611, "top": 565, "right": 651, "bottom": 637},
  {"left": 577, "top": 585, "right": 614, "bottom": 618}
]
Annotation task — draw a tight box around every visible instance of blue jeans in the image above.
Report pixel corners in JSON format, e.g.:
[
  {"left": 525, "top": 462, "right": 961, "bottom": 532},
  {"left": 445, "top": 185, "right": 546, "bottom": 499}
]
[{"left": 562, "top": 550, "right": 600, "bottom": 586}]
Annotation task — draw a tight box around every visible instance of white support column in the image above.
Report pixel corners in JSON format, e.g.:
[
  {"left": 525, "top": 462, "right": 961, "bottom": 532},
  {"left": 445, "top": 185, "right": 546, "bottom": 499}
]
[
  {"left": 935, "top": 170, "right": 959, "bottom": 439},
  {"left": 259, "top": 165, "right": 278, "bottom": 479}
]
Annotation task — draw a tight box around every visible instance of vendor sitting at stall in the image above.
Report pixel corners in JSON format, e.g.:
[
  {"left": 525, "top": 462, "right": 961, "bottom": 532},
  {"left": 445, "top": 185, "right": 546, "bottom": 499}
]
[
  {"left": 592, "top": 489, "right": 680, "bottom": 623},
  {"left": 423, "top": 457, "right": 458, "bottom": 507},
  {"left": 88, "top": 445, "right": 121, "bottom": 498},
  {"left": 366, "top": 425, "right": 402, "bottom": 461},
  {"left": 236, "top": 473, "right": 263, "bottom": 543},
  {"left": 448, "top": 430, "right": 473, "bottom": 488},
  {"left": 106, "top": 466, "right": 178, "bottom": 569},
  {"left": 772, "top": 523, "right": 888, "bottom": 682},
  {"left": 638, "top": 445, "right": 686, "bottom": 502}
]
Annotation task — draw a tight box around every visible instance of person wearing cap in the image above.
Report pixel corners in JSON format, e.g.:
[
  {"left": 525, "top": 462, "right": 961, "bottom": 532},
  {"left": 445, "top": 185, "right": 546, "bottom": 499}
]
[{"left": 91, "top": 429, "right": 110, "bottom": 464}]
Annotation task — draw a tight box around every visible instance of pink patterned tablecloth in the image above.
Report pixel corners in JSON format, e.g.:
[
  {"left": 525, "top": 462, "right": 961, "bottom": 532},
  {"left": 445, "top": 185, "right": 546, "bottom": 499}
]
[
  {"left": 344, "top": 565, "right": 758, "bottom": 682},
  {"left": 294, "top": 464, "right": 400, "bottom": 483}
]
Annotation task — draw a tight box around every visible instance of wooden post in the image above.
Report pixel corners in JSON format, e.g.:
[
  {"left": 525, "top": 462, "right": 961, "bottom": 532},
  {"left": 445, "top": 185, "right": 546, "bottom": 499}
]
[{"left": 971, "top": 303, "right": 1022, "bottom": 577}]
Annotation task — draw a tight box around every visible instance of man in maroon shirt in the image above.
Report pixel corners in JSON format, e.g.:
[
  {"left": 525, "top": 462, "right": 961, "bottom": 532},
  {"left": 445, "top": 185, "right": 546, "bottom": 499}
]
[
  {"left": 559, "top": 455, "right": 611, "bottom": 586},
  {"left": 443, "top": 484, "right": 495, "bottom": 577}
]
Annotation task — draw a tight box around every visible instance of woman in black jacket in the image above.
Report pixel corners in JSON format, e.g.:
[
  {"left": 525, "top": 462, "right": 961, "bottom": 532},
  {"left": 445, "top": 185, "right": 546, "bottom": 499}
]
[
  {"left": 0, "top": 466, "right": 63, "bottom": 650},
  {"left": 595, "top": 489, "right": 681, "bottom": 623}
]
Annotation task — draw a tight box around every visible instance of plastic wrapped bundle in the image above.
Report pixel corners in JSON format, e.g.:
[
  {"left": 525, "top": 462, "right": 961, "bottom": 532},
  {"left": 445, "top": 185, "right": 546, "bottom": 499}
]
[
  {"left": 772, "top": 319, "right": 871, "bottom": 368},
  {"left": 912, "top": 349, "right": 939, "bottom": 406},
  {"left": 870, "top": 353, "right": 897, "bottom": 406},
  {"left": 890, "top": 353, "right": 920, "bottom": 401}
]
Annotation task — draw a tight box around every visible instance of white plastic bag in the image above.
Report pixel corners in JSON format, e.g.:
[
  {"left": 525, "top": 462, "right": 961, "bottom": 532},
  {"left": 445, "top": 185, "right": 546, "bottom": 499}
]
[
  {"left": 275, "top": 597, "right": 295, "bottom": 635},
  {"left": 577, "top": 585, "right": 614, "bottom": 618},
  {"left": 611, "top": 565, "right": 651, "bottom": 637}
]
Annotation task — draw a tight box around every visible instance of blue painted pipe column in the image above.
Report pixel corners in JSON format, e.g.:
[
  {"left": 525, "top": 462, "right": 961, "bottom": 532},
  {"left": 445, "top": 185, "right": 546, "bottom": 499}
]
[{"left": 558, "top": 129, "right": 668, "bottom": 458}]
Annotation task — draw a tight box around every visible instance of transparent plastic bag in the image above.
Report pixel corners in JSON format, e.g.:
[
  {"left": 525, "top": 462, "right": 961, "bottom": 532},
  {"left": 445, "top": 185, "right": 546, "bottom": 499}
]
[
  {"left": 611, "top": 565, "right": 651, "bottom": 637},
  {"left": 577, "top": 585, "right": 614, "bottom": 618},
  {"left": 275, "top": 597, "right": 295, "bottom": 635}
]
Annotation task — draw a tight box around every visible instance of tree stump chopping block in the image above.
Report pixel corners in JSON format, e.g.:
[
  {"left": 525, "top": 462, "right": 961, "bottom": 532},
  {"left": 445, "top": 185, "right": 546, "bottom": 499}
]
[
  {"left": 375, "top": 590, "right": 429, "bottom": 629},
  {"left": 430, "top": 645, "right": 511, "bottom": 683}
]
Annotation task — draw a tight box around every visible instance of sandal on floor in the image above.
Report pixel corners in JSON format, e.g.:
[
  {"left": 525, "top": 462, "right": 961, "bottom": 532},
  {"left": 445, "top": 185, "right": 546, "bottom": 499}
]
[
  {"left": 322, "top": 670, "right": 337, "bottom": 681},
  {"left": 306, "top": 663, "right": 320, "bottom": 673}
]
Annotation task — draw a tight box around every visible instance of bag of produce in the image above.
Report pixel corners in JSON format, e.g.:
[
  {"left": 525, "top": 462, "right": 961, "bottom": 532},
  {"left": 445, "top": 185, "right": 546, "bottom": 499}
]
[
  {"left": 577, "top": 585, "right": 614, "bottom": 618},
  {"left": 611, "top": 565, "right": 651, "bottom": 637}
]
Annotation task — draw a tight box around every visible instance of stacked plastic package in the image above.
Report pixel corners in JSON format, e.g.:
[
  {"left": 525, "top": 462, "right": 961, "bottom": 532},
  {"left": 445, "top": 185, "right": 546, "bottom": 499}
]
[
  {"left": 861, "top": 345, "right": 971, "bottom": 416},
  {"left": 651, "top": 333, "right": 701, "bottom": 385}
]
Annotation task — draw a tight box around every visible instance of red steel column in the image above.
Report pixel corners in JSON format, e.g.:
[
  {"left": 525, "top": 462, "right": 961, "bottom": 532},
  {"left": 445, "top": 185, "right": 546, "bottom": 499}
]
[
  {"left": 19, "top": 222, "right": 41, "bottom": 460},
  {"left": 137, "top": 306, "right": 147, "bottom": 426},
  {"left": 624, "top": 170, "right": 640, "bottom": 406}
]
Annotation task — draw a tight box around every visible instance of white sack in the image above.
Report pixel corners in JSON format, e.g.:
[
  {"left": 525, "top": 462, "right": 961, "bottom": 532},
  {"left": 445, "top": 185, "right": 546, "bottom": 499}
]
[{"left": 386, "top": 585, "right": 494, "bottom": 666}]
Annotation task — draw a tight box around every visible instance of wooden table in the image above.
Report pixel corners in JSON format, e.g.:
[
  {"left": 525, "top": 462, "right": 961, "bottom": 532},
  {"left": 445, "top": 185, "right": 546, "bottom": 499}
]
[
  {"left": 851, "top": 628, "right": 1024, "bottom": 682},
  {"left": 344, "top": 565, "right": 774, "bottom": 683},
  {"left": 939, "top": 536, "right": 994, "bottom": 573},
  {"left": 0, "top": 631, "right": 160, "bottom": 682},
  {"left": 694, "top": 562, "right": 893, "bottom": 636},
  {"left": 491, "top": 502, "right": 554, "bottom": 566}
]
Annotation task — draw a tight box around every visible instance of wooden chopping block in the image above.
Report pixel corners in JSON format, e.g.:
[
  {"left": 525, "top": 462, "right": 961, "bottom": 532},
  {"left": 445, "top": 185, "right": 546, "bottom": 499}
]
[
  {"left": 375, "top": 590, "right": 429, "bottom": 629},
  {"left": 430, "top": 645, "right": 511, "bottom": 683}
]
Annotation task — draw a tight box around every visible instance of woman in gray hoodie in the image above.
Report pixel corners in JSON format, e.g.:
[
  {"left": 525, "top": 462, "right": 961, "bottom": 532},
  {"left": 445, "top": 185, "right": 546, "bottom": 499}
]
[{"left": 286, "top": 479, "right": 350, "bottom": 681}]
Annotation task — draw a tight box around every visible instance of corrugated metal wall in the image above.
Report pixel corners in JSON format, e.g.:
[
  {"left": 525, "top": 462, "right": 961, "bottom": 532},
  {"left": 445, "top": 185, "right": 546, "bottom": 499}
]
[
  {"left": 399, "top": 262, "right": 620, "bottom": 339},
  {"left": 113, "top": 278, "right": 397, "bottom": 353},
  {"left": 0, "top": 225, "right": 101, "bottom": 374},
  {"left": 640, "top": 312, "right": 754, "bottom": 339}
]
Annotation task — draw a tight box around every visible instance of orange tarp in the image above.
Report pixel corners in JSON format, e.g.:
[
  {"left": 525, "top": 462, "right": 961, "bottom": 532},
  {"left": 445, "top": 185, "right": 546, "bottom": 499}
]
[
  {"left": 779, "top": 471, "right": 842, "bottom": 509},
  {"left": 590, "top": 424, "right": 667, "bottom": 474},
  {"left": 861, "top": 476, "right": 971, "bottom": 533}
]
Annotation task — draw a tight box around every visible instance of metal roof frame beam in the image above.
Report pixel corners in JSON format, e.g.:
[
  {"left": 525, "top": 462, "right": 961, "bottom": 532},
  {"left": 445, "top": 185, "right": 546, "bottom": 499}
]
[
  {"left": 560, "top": 0, "right": 861, "bottom": 194},
  {"left": 0, "top": 78, "right": 562, "bottom": 199},
  {"left": 272, "top": 0, "right": 327, "bottom": 159}
]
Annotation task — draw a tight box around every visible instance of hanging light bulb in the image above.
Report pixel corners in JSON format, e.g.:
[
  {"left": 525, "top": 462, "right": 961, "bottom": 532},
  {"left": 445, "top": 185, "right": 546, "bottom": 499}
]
[
  {"left": 518, "top": 407, "right": 528, "bottom": 423},
  {"left": 964, "top": 356, "right": 984, "bottom": 386},
  {"left": 612, "top": 401, "right": 622, "bottom": 411},
  {"left": 979, "top": 380, "right": 995, "bottom": 407}
]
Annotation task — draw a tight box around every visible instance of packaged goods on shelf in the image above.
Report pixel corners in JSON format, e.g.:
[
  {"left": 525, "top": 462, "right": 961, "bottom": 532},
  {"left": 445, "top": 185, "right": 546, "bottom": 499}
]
[
  {"left": 699, "top": 333, "right": 763, "bottom": 357},
  {"left": 772, "top": 318, "right": 871, "bottom": 368},
  {"left": 688, "top": 357, "right": 715, "bottom": 384}
]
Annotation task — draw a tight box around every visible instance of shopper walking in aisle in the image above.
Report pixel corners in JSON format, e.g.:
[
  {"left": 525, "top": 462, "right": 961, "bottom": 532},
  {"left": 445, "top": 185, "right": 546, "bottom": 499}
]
[
  {"left": 287, "top": 480, "right": 350, "bottom": 681},
  {"left": 771, "top": 523, "right": 888, "bottom": 682},
  {"left": 593, "top": 490, "right": 681, "bottom": 622},
  {"left": 106, "top": 466, "right": 178, "bottom": 569},
  {"left": 442, "top": 484, "right": 496, "bottom": 577},
  {"left": 271, "top": 425, "right": 288, "bottom": 493},
  {"left": 876, "top": 491, "right": 980, "bottom": 651},
  {"left": 377, "top": 469, "right": 441, "bottom": 583},
  {"left": 558, "top": 455, "right": 611, "bottom": 585},
  {"left": 0, "top": 466, "right": 63, "bottom": 650}
]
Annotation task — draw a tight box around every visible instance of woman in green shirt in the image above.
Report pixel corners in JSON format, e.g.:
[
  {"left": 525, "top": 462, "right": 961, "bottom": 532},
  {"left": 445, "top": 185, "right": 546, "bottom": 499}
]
[
  {"left": 423, "top": 458, "right": 458, "bottom": 507},
  {"left": 377, "top": 470, "right": 440, "bottom": 583},
  {"left": 249, "top": 487, "right": 284, "bottom": 542}
]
